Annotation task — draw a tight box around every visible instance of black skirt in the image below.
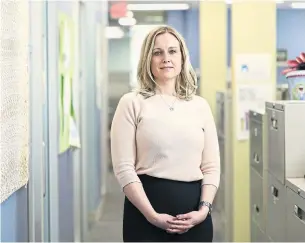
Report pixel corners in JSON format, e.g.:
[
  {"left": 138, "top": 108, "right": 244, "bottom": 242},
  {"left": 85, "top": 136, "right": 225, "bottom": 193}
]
[{"left": 123, "top": 174, "right": 213, "bottom": 242}]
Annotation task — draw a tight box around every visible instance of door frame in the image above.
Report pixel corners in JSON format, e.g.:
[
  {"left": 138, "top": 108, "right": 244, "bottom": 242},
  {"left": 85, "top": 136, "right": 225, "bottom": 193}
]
[
  {"left": 45, "top": 1, "right": 60, "bottom": 241},
  {"left": 28, "top": 1, "right": 45, "bottom": 241}
]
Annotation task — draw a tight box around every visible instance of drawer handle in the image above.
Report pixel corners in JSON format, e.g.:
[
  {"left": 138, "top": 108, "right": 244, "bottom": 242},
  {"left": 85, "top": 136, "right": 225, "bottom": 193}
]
[
  {"left": 271, "top": 186, "right": 279, "bottom": 198},
  {"left": 254, "top": 128, "right": 258, "bottom": 137},
  {"left": 271, "top": 117, "right": 278, "bottom": 130},
  {"left": 253, "top": 153, "right": 260, "bottom": 164},
  {"left": 294, "top": 205, "right": 305, "bottom": 222},
  {"left": 254, "top": 204, "right": 260, "bottom": 214}
]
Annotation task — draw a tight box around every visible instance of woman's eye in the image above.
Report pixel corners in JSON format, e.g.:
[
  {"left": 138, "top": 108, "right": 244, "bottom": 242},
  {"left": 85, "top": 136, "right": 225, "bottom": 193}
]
[
  {"left": 169, "top": 50, "right": 177, "bottom": 54},
  {"left": 153, "top": 51, "right": 161, "bottom": 56}
]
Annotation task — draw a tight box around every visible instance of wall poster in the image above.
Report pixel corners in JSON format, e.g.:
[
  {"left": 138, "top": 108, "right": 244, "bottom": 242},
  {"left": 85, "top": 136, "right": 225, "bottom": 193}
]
[{"left": 58, "top": 12, "right": 80, "bottom": 153}]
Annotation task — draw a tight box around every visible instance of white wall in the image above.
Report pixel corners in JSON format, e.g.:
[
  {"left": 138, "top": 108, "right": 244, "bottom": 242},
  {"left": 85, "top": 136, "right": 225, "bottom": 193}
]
[
  {"left": 108, "top": 37, "right": 131, "bottom": 72},
  {"left": 129, "top": 25, "right": 158, "bottom": 88}
]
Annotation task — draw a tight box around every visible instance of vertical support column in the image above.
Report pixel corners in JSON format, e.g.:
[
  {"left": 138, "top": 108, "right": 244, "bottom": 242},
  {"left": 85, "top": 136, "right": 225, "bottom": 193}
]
[
  {"left": 199, "top": 0, "right": 227, "bottom": 115},
  {"left": 72, "top": 1, "right": 81, "bottom": 241},
  {"left": 231, "top": 1, "right": 276, "bottom": 241},
  {"left": 46, "top": 1, "right": 60, "bottom": 241},
  {"left": 99, "top": 0, "right": 109, "bottom": 201},
  {"left": 28, "top": 0, "right": 45, "bottom": 241}
]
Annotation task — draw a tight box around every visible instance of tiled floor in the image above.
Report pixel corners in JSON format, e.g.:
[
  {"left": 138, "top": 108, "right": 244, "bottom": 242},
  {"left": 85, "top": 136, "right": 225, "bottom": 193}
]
[{"left": 88, "top": 172, "right": 225, "bottom": 242}]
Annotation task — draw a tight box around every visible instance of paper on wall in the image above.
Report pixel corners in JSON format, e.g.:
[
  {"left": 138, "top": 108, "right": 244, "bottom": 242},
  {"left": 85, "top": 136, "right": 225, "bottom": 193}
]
[
  {"left": 236, "top": 83, "right": 273, "bottom": 140},
  {"left": 235, "top": 53, "right": 272, "bottom": 82}
]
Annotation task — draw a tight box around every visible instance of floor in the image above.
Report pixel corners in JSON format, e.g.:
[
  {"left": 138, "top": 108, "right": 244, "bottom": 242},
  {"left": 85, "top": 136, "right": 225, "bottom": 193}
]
[
  {"left": 87, "top": 172, "right": 225, "bottom": 242},
  {"left": 88, "top": 172, "right": 124, "bottom": 242}
]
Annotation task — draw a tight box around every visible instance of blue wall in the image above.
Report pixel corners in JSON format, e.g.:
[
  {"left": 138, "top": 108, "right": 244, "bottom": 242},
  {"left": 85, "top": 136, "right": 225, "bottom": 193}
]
[
  {"left": 0, "top": 186, "right": 29, "bottom": 242},
  {"left": 166, "top": 9, "right": 199, "bottom": 70},
  {"left": 167, "top": 8, "right": 305, "bottom": 84},
  {"left": 58, "top": 149, "right": 74, "bottom": 242},
  {"left": 276, "top": 9, "right": 305, "bottom": 84}
]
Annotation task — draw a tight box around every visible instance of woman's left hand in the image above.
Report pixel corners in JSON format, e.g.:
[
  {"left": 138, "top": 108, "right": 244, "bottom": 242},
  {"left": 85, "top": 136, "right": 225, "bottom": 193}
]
[{"left": 166, "top": 207, "right": 209, "bottom": 234}]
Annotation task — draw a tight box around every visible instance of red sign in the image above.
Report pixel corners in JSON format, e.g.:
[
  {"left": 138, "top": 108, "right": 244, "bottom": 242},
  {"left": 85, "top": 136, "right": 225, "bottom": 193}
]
[{"left": 110, "top": 1, "right": 127, "bottom": 19}]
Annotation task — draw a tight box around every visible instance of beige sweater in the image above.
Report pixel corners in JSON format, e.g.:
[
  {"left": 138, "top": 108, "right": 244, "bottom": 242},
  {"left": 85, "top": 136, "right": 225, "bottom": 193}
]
[{"left": 110, "top": 92, "right": 220, "bottom": 189}]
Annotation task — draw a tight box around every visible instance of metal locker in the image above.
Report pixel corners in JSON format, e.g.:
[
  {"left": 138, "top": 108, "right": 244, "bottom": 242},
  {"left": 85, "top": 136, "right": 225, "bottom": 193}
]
[
  {"left": 266, "top": 101, "right": 305, "bottom": 185},
  {"left": 250, "top": 168, "right": 265, "bottom": 231},
  {"left": 251, "top": 220, "right": 270, "bottom": 242},
  {"left": 285, "top": 179, "right": 305, "bottom": 242},
  {"left": 266, "top": 104, "right": 285, "bottom": 184},
  {"left": 218, "top": 137, "right": 225, "bottom": 176},
  {"left": 214, "top": 176, "right": 225, "bottom": 212},
  {"left": 266, "top": 172, "right": 287, "bottom": 242},
  {"left": 216, "top": 92, "right": 225, "bottom": 137},
  {"left": 249, "top": 111, "right": 264, "bottom": 177}
]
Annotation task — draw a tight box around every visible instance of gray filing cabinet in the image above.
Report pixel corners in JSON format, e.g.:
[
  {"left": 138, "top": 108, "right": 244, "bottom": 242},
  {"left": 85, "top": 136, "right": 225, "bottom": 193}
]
[
  {"left": 250, "top": 111, "right": 264, "bottom": 177},
  {"left": 249, "top": 111, "right": 268, "bottom": 241},
  {"left": 285, "top": 178, "right": 305, "bottom": 242},
  {"left": 266, "top": 171, "right": 287, "bottom": 242},
  {"left": 216, "top": 92, "right": 226, "bottom": 177},
  {"left": 265, "top": 101, "right": 305, "bottom": 242},
  {"left": 214, "top": 91, "right": 233, "bottom": 242},
  {"left": 266, "top": 101, "right": 305, "bottom": 185}
]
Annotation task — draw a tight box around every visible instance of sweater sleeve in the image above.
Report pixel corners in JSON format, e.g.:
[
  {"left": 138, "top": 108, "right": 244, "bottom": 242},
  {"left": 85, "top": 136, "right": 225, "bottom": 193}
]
[
  {"left": 110, "top": 93, "right": 141, "bottom": 188},
  {"left": 200, "top": 100, "right": 221, "bottom": 189}
]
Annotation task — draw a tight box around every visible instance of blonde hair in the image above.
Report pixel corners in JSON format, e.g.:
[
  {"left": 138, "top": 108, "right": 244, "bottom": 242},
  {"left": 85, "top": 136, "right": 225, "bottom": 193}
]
[{"left": 136, "top": 25, "right": 197, "bottom": 100}]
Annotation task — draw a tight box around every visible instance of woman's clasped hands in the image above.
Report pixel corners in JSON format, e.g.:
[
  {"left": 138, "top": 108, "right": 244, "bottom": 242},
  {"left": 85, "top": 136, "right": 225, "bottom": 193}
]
[{"left": 148, "top": 207, "right": 209, "bottom": 234}]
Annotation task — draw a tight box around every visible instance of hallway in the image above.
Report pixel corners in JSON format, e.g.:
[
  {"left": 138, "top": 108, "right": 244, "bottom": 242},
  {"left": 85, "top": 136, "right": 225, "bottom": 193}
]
[{"left": 88, "top": 173, "right": 124, "bottom": 242}]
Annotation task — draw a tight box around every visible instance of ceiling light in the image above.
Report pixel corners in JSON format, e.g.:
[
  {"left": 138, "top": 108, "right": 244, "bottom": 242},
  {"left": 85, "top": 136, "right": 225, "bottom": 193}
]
[
  {"left": 291, "top": 2, "right": 305, "bottom": 8},
  {"left": 127, "top": 3, "right": 190, "bottom": 11},
  {"left": 118, "top": 17, "right": 137, "bottom": 26},
  {"left": 105, "top": 26, "right": 124, "bottom": 39}
]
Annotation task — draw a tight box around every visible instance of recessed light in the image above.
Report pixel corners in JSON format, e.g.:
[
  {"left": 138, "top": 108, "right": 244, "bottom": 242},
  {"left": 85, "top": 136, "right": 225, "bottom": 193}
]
[{"left": 127, "top": 3, "right": 190, "bottom": 11}]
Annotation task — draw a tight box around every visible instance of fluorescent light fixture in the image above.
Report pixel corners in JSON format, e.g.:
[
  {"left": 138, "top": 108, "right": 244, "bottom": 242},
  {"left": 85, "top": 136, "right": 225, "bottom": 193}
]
[
  {"left": 127, "top": 3, "right": 190, "bottom": 11},
  {"left": 118, "top": 17, "right": 137, "bottom": 26},
  {"left": 105, "top": 26, "right": 124, "bottom": 39},
  {"left": 291, "top": 2, "right": 305, "bottom": 8}
]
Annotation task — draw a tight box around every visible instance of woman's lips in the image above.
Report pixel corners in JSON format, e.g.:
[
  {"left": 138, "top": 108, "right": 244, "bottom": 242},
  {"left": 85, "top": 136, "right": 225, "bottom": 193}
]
[{"left": 160, "top": 67, "right": 173, "bottom": 71}]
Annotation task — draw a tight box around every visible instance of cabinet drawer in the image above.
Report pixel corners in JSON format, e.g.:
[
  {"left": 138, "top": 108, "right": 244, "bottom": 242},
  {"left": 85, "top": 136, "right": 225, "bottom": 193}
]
[
  {"left": 250, "top": 168, "right": 265, "bottom": 231},
  {"left": 267, "top": 108, "right": 285, "bottom": 184},
  {"left": 286, "top": 187, "right": 305, "bottom": 242},
  {"left": 250, "top": 119, "right": 263, "bottom": 176},
  {"left": 266, "top": 172, "right": 286, "bottom": 242},
  {"left": 251, "top": 220, "right": 270, "bottom": 242}
]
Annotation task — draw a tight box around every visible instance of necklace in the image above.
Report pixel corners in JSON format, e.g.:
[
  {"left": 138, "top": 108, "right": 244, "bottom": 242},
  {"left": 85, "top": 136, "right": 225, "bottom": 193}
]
[{"left": 159, "top": 94, "right": 177, "bottom": 111}]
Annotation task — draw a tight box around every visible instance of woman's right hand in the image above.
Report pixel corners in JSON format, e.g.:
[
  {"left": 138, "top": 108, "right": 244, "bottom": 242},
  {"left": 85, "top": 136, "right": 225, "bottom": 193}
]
[
  {"left": 147, "top": 213, "right": 175, "bottom": 230},
  {"left": 147, "top": 213, "right": 190, "bottom": 234}
]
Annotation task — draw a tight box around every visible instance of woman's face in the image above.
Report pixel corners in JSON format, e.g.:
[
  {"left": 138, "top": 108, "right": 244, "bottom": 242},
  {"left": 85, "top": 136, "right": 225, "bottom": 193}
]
[{"left": 151, "top": 32, "right": 182, "bottom": 84}]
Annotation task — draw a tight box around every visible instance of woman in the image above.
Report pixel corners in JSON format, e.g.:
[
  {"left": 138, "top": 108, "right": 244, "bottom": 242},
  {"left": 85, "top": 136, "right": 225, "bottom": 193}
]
[{"left": 110, "top": 25, "right": 220, "bottom": 242}]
